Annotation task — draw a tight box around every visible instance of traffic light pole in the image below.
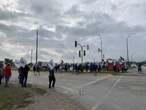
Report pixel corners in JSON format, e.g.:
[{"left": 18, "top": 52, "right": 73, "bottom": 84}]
[
  {"left": 78, "top": 43, "right": 85, "bottom": 64},
  {"left": 98, "top": 33, "right": 103, "bottom": 61},
  {"left": 75, "top": 41, "right": 89, "bottom": 64},
  {"left": 81, "top": 46, "right": 84, "bottom": 64}
]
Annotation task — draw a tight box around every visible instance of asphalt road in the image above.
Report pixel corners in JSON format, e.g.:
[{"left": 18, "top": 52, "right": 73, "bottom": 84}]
[
  {"left": 73, "top": 74, "right": 146, "bottom": 110},
  {"left": 11, "top": 71, "right": 109, "bottom": 95},
  {"left": 10, "top": 69, "right": 146, "bottom": 110}
]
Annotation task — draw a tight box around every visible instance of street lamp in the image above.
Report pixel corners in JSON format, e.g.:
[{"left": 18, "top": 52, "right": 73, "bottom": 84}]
[{"left": 75, "top": 41, "right": 89, "bottom": 64}]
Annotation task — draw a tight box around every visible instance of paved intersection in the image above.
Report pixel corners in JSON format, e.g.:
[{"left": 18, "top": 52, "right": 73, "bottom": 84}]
[
  {"left": 11, "top": 70, "right": 146, "bottom": 110},
  {"left": 73, "top": 74, "right": 146, "bottom": 110}
]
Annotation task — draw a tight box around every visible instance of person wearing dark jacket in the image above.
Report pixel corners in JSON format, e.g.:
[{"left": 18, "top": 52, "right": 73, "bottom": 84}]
[
  {"left": 21, "top": 65, "right": 30, "bottom": 87},
  {"left": 18, "top": 67, "right": 23, "bottom": 85},
  {"left": 36, "top": 65, "right": 40, "bottom": 76},
  {"left": 138, "top": 63, "right": 142, "bottom": 73},
  {"left": 48, "top": 60, "right": 56, "bottom": 88},
  {"left": 0, "top": 63, "right": 4, "bottom": 85}
]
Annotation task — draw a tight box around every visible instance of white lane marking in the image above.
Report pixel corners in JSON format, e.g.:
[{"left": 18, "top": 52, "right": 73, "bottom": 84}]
[
  {"left": 56, "top": 85, "right": 78, "bottom": 95},
  {"left": 91, "top": 76, "right": 123, "bottom": 110},
  {"left": 81, "top": 75, "right": 111, "bottom": 88},
  {"left": 79, "top": 75, "right": 112, "bottom": 96},
  {"left": 57, "top": 75, "right": 111, "bottom": 96}
]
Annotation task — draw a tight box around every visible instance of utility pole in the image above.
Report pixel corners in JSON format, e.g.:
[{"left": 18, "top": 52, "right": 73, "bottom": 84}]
[
  {"left": 126, "top": 36, "right": 133, "bottom": 63},
  {"left": 36, "top": 29, "right": 39, "bottom": 65},
  {"left": 98, "top": 33, "right": 103, "bottom": 61},
  {"left": 30, "top": 49, "right": 33, "bottom": 64},
  {"left": 126, "top": 33, "right": 137, "bottom": 63},
  {"left": 126, "top": 37, "right": 129, "bottom": 62}
]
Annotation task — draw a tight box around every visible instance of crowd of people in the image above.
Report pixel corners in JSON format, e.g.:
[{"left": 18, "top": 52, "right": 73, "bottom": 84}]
[
  {"left": 18, "top": 64, "right": 30, "bottom": 87},
  {"left": 0, "top": 56, "right": 144, "bottom": 88},
  {"left": 0, "top": 62, "right": 31, "bottom": 88},
  {"left": 0, "top": 63, "right": 12, "bottom": 87},
  {"left": 0, "top": 58, "right": 56, "bottom": 88},
  {"left": 53, "top": 58, "right": 128, "bottom": 73}
]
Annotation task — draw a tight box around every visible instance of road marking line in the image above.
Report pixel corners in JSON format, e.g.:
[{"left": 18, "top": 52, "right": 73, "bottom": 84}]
[
  {"left": 91, "top": 76, "right": 123, "bottom": 110},
  {"left": 79, "top": 75, "right": 112, "bottom": 96},
  {"left": 56, "top": 85, "right": 78, "bottom": 95},
  {"left": 81, "top": 75, "right": 112, "bottom": 88},
  {"left": 57, "top": 75, "right": 112, "bottom": 96}
]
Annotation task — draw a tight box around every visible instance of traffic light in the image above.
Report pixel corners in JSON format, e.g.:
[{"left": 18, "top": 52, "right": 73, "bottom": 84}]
[
  {"left": 103, "top": 54, "right": 105, "bottom": 58},
  {"left": 87, "top": 45, "right": 89, "bottom": 50},
  {"left": 75, "top": 41, "right": 78, "bottom": 47},
  {"left": 84, "top": 50, "right": 86, "bottom": 56},
  {"left": 79, "top": 50, "right": 81, "bottom": 57},
  {"left": 98, "top": 48, "right": 101, "bottom": 52}
]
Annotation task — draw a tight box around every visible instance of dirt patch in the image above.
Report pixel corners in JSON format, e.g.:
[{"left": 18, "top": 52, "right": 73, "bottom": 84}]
[
  {"left": 0, "top": 84, "right": 85, "bottom": 110},
  {"left": 0, "top": 84, "right": 47, "bottom": 110},
  {"left": 20, "top": 89, "right": 85, "bottom": 110}
]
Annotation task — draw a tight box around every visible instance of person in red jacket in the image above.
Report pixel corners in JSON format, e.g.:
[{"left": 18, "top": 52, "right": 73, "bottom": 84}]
[{"left": 4, "top": 64, "right": 12, "bottom": 87}]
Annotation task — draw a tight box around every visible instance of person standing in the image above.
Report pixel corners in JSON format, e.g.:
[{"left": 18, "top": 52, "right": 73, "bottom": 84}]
[
  {"left": 33, "top": 64, "right": 36, "bottom": 76},
  {"left": 33, "top": 64, "right": 40, "bottom": 76},
  {"left": 36, "top": 65, "right": 40, "bottom": 76},
  {"left": 138, "top": 63, "right": 142, "bottom": 73},
  {"left": 48, "top": 60, "right": 56, "bottom": 88},
  {"left": 18, "top": 66, "right": 23, "bottom": 85},
  {"left": 0, "top": 63, "right": 4, "bottom": 85},
  {"left": 21, "top": 65, "right": 30, "bottom": 87},
  {"left": 4, "top": 64, "right": 12, "bottom": 87}
]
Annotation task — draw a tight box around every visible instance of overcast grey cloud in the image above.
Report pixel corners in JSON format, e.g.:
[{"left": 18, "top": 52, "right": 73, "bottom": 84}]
[{"left": 0, "top": 0, "right": 146, "bottom": 62}]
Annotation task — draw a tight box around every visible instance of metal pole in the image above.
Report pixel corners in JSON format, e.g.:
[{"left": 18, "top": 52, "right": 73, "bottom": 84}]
[
  {"left": 98, "top": 33, "right": 103, "bottom": 61},
  {"left": 73, "top": 56, "right": 75, "bottom": 64},
  {"left": 31, "top": 49, "right": 33, "bottom": 64},
  {"left": 100, "top": 36, "right": 103, "bottom": 60},
  {"left": 81, "top": 46, "right": 84, "bottom": 64},
  {"left": 126, "top": 37, "right": 129, "bottom": 62},
  {"left": 36, "top": 29, "right": 39, "bottom": 64},
  {"left": 76, "top": 42, "right": 88, "bottom": 64}
]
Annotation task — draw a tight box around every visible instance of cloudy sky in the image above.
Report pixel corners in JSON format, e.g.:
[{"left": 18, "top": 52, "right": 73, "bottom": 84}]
[{"left": 0, "top": 0, "right": 146, "bottom": 63}]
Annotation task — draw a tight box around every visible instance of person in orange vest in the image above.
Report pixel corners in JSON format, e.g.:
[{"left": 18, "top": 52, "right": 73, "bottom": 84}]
[{"left": 4, "top": 64, "right": 12, "bottom": 87}]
